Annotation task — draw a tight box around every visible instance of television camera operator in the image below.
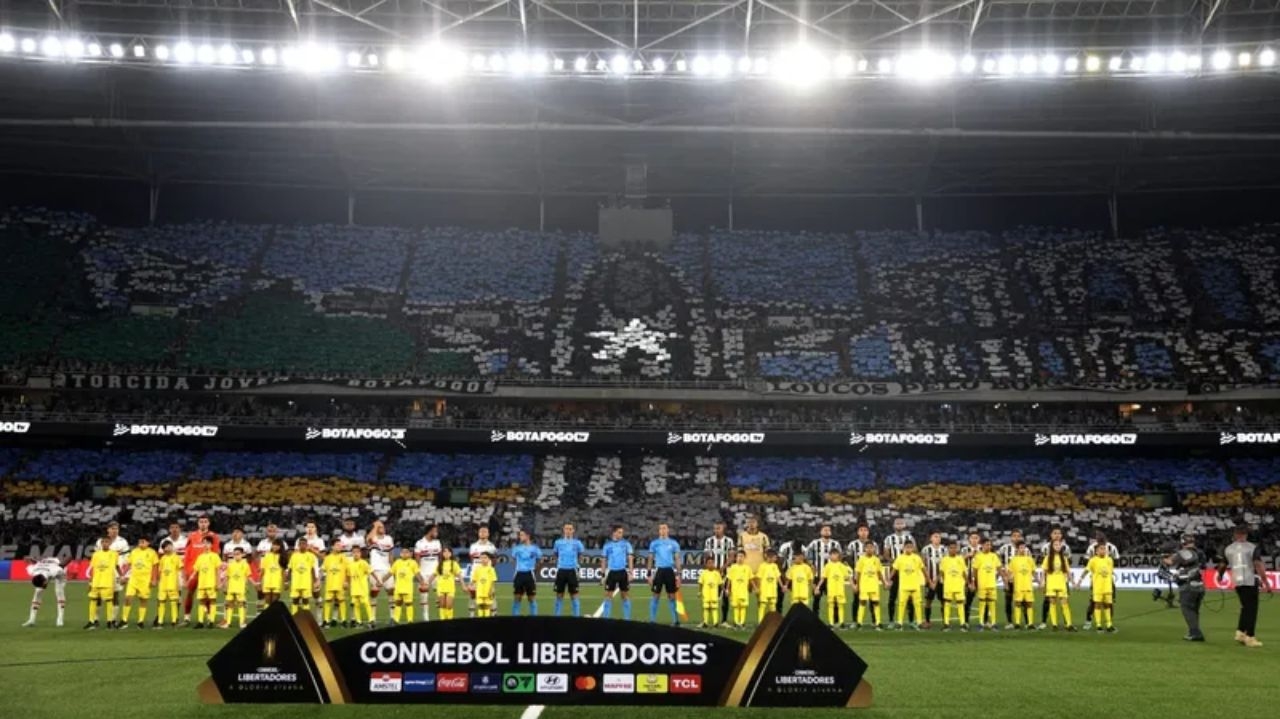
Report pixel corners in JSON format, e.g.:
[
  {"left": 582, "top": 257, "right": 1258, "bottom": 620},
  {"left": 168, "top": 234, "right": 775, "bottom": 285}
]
[{"left": 1163, "top": 534, "right": 1208, "bottom": 642}]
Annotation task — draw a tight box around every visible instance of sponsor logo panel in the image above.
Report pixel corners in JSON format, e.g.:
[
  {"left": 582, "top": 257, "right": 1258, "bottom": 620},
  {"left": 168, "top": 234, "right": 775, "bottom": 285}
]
[
  {"left": 369, "top": 672, "right": 403, "bottom": 693},
  {"left": 403, "top": 673, "right": 436, "bottom": 693},
  {"left": 503, "top": 674, "right": 536, "bottom": 693},
  {"left": 537, "top": 673, "right": 569, "bottom": 693},
  {"left": 669, "top": 675, "right": 702, "bottom": 694},
  {"left": 601, "top": 674, "right": 635, "bottom": 694},
  {"left": 436, "top": 673, "right": 469, "bottom": 693},
  {"left": 635, "top": 674, "right": 669, "bottom": 694},
  {"left": 470, "top": 673, "right": 502, "bottom": 694}
]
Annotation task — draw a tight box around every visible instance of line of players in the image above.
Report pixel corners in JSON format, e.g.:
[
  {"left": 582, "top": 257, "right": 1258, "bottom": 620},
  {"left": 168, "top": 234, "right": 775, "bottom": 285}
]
[{"left": 701, "top": 519, "right": 1123, "bottom": 632}]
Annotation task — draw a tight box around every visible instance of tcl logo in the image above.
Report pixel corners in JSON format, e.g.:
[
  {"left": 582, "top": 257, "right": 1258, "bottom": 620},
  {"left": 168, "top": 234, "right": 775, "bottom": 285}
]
[
  {"left": 670, "top": 675, "right": 702, "bottom": 694},
  {"left": 437, "top": 673, "right": 469, "bottom": 692}
]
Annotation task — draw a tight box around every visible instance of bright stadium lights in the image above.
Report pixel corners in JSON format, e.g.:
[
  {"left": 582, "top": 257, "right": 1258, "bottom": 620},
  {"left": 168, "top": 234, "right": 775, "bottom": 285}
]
[
  {"left": 997, "top": 55, "right": 1016, "bottom": 75},
  {"left": 530, "top": 53, "right": 549, "bottom": 73},
  {"left": 737, "top": 56, "right": 752, "bottom": 74},
  {"left": 1040, "top": 54, "right": 1059, "bottom": 75},
  {"left": 1146, "top": 52, "right": 1166, "bottom": 73},
  {"left": 960, "top": 54, "right": 977, "bottom": 73},
  {"left": 857, "top": 58, "right": 868, "bottom": 72},
  {"left": 64, "top": 38, "right": 85, "bottom": 58},
  {"left": 674, "top": 58, "right": 687, "bottom": 72},
  {"left": 470, "top": 53, "right": 486, "bottom": 71},
  {"left": 488, "top": 53, "right": 506, "bottom": 72},
  {"left": 897, "top": 51, "right": 954, "bottom": 81},
  {"left": 1169, "top": 51, "right": 1188, "bottom": 72},
  {"left": 835, "top": 54, "right": 855, "bottom": 77},
  {"left": 981, "top": 57, "right": 996, "bottom": 73},
  {"left": 387, "top": 48, "right": 406, "bottom": 70},
  {"left": 366, "top": 53, "right": 378, "bottom": 67},
  {"left": 1108, "top": 55, "right": 1122, "bottom": 71},
  {"left": 242, "top": 48, "right": 256, "bottom": 64},
  {"left": 132, "top": 44, "right": 145, "bottom": 58},
  {"left": 197, "top": 44, "right": 216, "bottom": 64},
  {"left": 21, "top": 37, "right": 36, "bottom": 53},
  {"left": 1085, "top": 55, "right": 1101, "bottom": 72},
  {"left": 1212, "top": 50, "right": 1231, "bottom": 70},
  {"left": 41, "top": 36, "right": 63, "bottom": 57},
  {"left": 346, "top": 50, "right": 362, "bottom": 68},
  {"left": 0, "top": 33, "right": 13, "bottom": 53},
  {"left": 154, "top": 44, "right": 170, "bottom": 61},
  {"left": 595, "top": 58, "right": 608, "bottom": 72},
  {"left": 261, "top": 47, "right": 278, "bottom": 66},
  {"left": 773, "top": 45, "right": 829, "bottom": 86},
  {"left": 109, "top": 43, "right": 125, "bottom": 58},
  {"left": 174, "top": 41, "right": 194, "bottom": 63},
  {"left": 712, "top": 54, "right": 732, "bottom": 77},
  {"left": 1019, "top": 54, "right": 1037, "bottom": 74},
  {"left": 573, "top": 56, "right": 587, "bottom": 72},
  {"left": 755, "top": 57, "right": 771, "bottom": 74},
  {"left": 1064, "top": 56, "right": 1079, "bottom": 73},
  {"left": 877, "top": 57, "right": 893, "bottom": 74},
  {"left": 691, "top": 55, "right": 711, "bottom": 76},
  {"left": 551, "top": 56, "right": 564, "bottom": 71},
  {"left": 1129, "top": 55, "right": 1145, "bottom": 71},
  {"left": 280, "top": 46, "right": 299, "bottom": 68},
  {"left": 651, "top": 57, "right": 666, "bottom": 73},
  {"left": 218, "top": 44, "right": 236, "bottom": 64},
  {"left": 609, "top": 53, "right": 629, "bottom": 75},
  {"left": 632, "top": 58, "right": 644, "bottom": 72},
  {"left": 1187, "top": 54, "right": 1202, "bottom": 70},
  {"left": 1238, "top": 51, "right": 1252, "bottom": 67},
  {"left": 87, "top": 42, "right": 102, "bottom": 57},
  {"left": 1261, "top": 48, "right": 1276, "bottom": 67}
]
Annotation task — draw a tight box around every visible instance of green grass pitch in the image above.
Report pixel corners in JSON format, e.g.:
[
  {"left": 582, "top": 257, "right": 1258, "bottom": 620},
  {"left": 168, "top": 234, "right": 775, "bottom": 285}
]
[{"left": 0, "top": 582, "right": 1276, "bottom": 719}]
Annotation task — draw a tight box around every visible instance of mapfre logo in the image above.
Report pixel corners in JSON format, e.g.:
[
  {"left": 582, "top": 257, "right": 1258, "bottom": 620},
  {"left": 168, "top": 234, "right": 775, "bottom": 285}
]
[
  {"left": 1035, "top": 433, "right": 1137, "bottom": 446},
  {"left": 1220, "top": 432, "right": 1280, "bottom": 445},
  {"left": 112, "top": 423, "right": 218, "bottom": 437},
  {"left": 850, "top": 432, "right": 948, "bottom": 446},
  {"left": 601, "top": 674, "right": 635, "bottom": 694},
  {"left": 0, "top": 421, "right": 31, "bottom": 434},
  {"left": 369, "top": 672, "right": 403, "bottom": 693},
  {"left": 669, "top": 674, "right": 702, "bottom": 694},
  {"left": 667, "top": 432, "right": 765, "bottom": 445},
  {"left": 491, "top": 430, "right": 591, "bottom": 444}
]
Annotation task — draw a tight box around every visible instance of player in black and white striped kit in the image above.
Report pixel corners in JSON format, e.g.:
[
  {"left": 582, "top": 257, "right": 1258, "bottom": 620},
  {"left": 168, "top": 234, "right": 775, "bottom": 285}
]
[
  {"left": 1037, "top": 527, "right": 1071, "bottom": 630},
  {"left": 775, "top": 537, "right": 799, "bottom": 612},
  {"left": 704, "top": 522, "right": 734, "bottom": 627},
  {"left": 846, "top": 524, "right": 876, "bottom": 566},
  {"left": 997, "top": 529, "right": 1024, "bottom": 629},
  {"left": 921, "top": 532, "right": 946, "bottom": 628},
  {"left": 804, "top": 524, "right": 841, "bottom": 617},
  {"left": 882, "top": 518, "right": 915, "bottom": 624},
  {"left": 1083, "top": 533, "right": 1120, "bottom": 630}
]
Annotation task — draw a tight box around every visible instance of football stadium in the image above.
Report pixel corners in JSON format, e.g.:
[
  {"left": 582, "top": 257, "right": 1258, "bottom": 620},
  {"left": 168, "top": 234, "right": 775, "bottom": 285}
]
[{"left": 1, "top": 0, "right": 1280, "bottom": 717}]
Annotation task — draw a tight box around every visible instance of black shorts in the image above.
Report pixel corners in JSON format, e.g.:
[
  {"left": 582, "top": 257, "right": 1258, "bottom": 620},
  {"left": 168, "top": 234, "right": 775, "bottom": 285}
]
[
  {"left": 554, "top": 569, "right": 580, "bottom": 595},
  {"left": 513, "top": 571, "right": 537, "bottom": 597},
  {"left": 650, "top": 567, "right": 677, "bottom": 595},
  {"left": 605, "top": 570, "right": 630, "bottom": 592},
  {"left": 926, "top": 583, "right": 942, "bottom": 602}
]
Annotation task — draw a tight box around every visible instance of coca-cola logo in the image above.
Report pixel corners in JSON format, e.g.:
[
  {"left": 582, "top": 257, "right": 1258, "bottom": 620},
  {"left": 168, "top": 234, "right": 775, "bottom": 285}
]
[{"left": 436, "top": 673, "right": 468, "bottom": 692}]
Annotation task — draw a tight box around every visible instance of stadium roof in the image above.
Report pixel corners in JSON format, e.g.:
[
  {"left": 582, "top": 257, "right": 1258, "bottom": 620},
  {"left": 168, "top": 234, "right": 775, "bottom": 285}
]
[{"left": 7, "top": 0, "right": 1280, "bottom": 52}]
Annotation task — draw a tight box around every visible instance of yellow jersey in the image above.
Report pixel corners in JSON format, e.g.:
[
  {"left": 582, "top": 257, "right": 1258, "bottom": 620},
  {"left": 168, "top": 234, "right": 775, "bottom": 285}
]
[
  {"left": 1009, "top": 556, "right": 1036, "bottom": 593},
  {"left": 436, "top": 559, "right": 462, "bottom": 594},
  {"left": 1041, "top": 555, "right": 1071, "bottom": 590},
  {"left": 940, "top": 555, "right": 968, "bottom": 594},
  {"left": 260, "top": 552, "right": 283, "bottom": 589},
  {"left": 158, "top": 554, "right": 183, "bottom": 593},
  {"left": 89, "top": 550, "right": 119, "bottom": 590},
  {"left": 786, "top": 564, "right": 815, "bottom": 597},
  {"left": 472, "top": 565, "right": 498, "bottom": 601},
  {"left": 821, "top": 561, "right": 852, "bottom": 596},
  {"left": 288, "top": 552, "right": 317, "bottom": 588},
  {"left": 225, "top": 558, "right": 251, "bottom": 595},
  {"left": 1087, "top": 556, "right": 1115, "bottom": 593},
  {"left": 194, "top": 552, "right": 222, "bottom": 590},
  {"left": 755, "top": 562, "right": 782, "bottom": 597},
  {"left": 855, "top": 556, "right": 884, "bottom": 590},
  {"left": 726, "top": 563, "right": 753, "bottom": 598},
  {"left": 392, "top": 558, "right": 419, "bottom": 596},
  {"left": 699, "top": 569, "right": 724, "bottom": 602},
  {"left": 127, "top": 548, "right": 159, "bottom": 588},
  {"left": 322, "top": 554, "right": 348, "bottom": 592},
  {"left": 346, "top": 559, "right": 372, "bottom": 597},
  {"left": 892, "top": 553, "right": 926, "bottom": 590},
  {"left": 739, "top": 531, "right": 770, "bottom": 570},
  {"left": 973, "top": 552, "right": 1002, "bottom": 590}
]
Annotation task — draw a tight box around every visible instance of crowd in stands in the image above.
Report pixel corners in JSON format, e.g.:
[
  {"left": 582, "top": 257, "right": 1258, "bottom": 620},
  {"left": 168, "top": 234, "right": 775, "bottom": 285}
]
[{"left": 3, "top": 208, "right": 1280, "bottom": 385}]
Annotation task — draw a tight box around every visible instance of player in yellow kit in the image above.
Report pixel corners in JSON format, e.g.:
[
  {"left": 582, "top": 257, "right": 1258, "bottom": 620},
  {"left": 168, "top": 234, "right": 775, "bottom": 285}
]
[
  {"left": 321, "top": 544, "right": 349, "bottom": 628},
  {"left": 155, "top": 540, "right": 184, "bottom": 628},
  {"left": 470, "top": 553, "right": 498, "bottom": 618},
  {"left": 1042, "top": 540, "right": 1075, "bottom": 631},
  {"left": 725, "top": 551, "right": 753, "bottom": 629},
  {"left": 258, "top": 539, "right": 284, "bottom": 608},
  {"left": 698, "top": 557, "right": 724, "bottom": 628},
  {"left": 85, "top": 537, "right": 119, "bottom": 629},
  {"left": 433, "top": 547, "right": 463, "bottom": 620},
  {"left": 122, "top": 536, "right": 158, "bottom": 629},
  {"left": 939, "top": 541, "right": 968, "bottom": 630},
  {"left": 891, "top": 541, "right": 926, "bottom": 630},
  {"left": 786, "top": 553, "right": 815, "bottom": 608},
  {"left": 392, "top": 547, "right": 420, "bottom": 624},
  {"left": 972, "top": 538, "right": 1003, "bottom": 631},
  {"left": 854, "top": 543, "right": 885, "bottom": 630},
  {"left": 820, "top": 549, "right": 852, "bottom": 628},
  {"left": 192, "top": 538, "right": 222, "bottom": 628},
  {"left": 1077, "top": 544, "right": 1116, "bottom": 633},
  {"left": 1008, "top": 543, "right": 1038, "bottom": 630},
  {"left": 288, "top": 538, "right": 318, "bottom": 616},
  {"left": 346, "top": 546, "right": 374, "bottom": 628},
  {"left": 222, "top": 547, "right": 252, "bottom": 629},
  {"left": 754, "top": 550, "right": 782, "bottom": 624}
]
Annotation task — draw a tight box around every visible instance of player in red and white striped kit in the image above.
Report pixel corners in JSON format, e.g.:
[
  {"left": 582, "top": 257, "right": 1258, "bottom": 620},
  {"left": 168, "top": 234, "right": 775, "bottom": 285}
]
[
  {"left": 468, "top": 526, "right": 497, "bottom": 617},
  {"left": 414, "top": 525, "right": 442, "bottom": 621},
  {"left": 365, "top": 520, "right": 395, "bottom": 625},
  {"left": 23, "top": 557, "right": 67, "bottom": 627}
]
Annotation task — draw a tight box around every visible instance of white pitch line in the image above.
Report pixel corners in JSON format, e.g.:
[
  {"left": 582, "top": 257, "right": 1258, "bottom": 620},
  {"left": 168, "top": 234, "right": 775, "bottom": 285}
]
[{"left": 520, "top": 704, "right": 546, "bottom": 719}]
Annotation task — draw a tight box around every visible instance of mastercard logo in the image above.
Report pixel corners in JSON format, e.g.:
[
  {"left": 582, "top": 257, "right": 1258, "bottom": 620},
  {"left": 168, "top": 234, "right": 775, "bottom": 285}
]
[{"left": 574, "top": 676, "right": 597, "bottom": 691}]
